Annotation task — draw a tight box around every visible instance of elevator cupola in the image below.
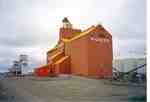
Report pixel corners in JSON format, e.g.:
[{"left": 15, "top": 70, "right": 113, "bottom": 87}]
[{"left": 62, "top": 17, "right": 72, "bottom": 28}]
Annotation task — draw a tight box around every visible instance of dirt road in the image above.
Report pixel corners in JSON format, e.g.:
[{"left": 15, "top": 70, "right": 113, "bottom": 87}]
[{"left": 0, "top": 76, "right": 146, "bottom": 102}]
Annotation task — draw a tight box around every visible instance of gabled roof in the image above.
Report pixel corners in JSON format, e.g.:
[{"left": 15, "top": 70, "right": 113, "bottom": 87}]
[
  {"left": 62, "top": 26, "right": 95, "bottom": 43},
  {"left": 62, "top": 24, "right": 112, "bottom": 43},
  {"left": 47, "top": 47, "right": 57, "bottom": 53},
  {"left": 96, "top": 24, "right": 112, "bottom": 38},
  {"left": 55, "top": 56, "right": 69, "bottom": 64}
]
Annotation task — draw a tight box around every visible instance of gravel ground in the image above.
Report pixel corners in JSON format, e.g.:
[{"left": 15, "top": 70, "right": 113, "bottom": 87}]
[{"left": 0, "top": 75, "right": 146, "bottom": 102}]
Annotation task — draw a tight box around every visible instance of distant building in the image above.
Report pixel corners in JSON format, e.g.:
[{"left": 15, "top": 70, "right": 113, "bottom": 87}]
[
  {"left": 19, "top": 54, "right": 28, "bottom": 74},
  {"left": 8, "top": 55, "right": 28, "bottom": 76},
  {"left": 8, "top": 61, "right": 21, "bottom": 76},
  {"left": 113, "top": 58, "right": 146, "bottom": 74},
  {"left": 34, "top": 17, "right": 113, "bottom": 78}
]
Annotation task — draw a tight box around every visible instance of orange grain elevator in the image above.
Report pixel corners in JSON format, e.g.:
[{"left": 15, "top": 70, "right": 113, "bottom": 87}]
[{"left": 34, "top": 17, "right": 113, "bottom": 78}]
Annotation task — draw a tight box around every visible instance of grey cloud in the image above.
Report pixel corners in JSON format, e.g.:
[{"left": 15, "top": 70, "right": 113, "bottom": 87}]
[
  {"left": 110, "top": 0, "right": 146, "bottom": 40},
  {"left": 0, "top": 31, "right": 57, "bottom": 47},
  {"left": 0, "top": 0, "right": 146, "bottom": 72}
]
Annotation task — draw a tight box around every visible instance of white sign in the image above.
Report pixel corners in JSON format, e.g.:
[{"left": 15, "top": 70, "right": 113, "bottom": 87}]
[{"left": 90, "top": 37, "right": 110, "bottom": 43}]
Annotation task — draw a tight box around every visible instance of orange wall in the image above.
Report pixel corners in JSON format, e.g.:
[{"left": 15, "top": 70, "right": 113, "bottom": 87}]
[
  {"left": 65, "top": 37, "right": 89, "bottom": 76},
  {"left": 55, "top": 56, "right": 71, "bottom": 74},
  {"left": 87, "top": 28, "right": 112, "bottom": 78},
  {"left": 64, "top": 26, "right": 112, "bottom": 78}
]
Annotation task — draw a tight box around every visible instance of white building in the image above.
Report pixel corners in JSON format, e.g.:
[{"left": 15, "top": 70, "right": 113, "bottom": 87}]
[{"left": 113, "top": 58, "right": 146, "bottom": 74}]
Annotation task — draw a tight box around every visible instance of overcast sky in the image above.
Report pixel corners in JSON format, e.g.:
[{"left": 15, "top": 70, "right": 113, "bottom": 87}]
[{"left": 0, "top": 0, "right": 146, "bottom": 72}]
